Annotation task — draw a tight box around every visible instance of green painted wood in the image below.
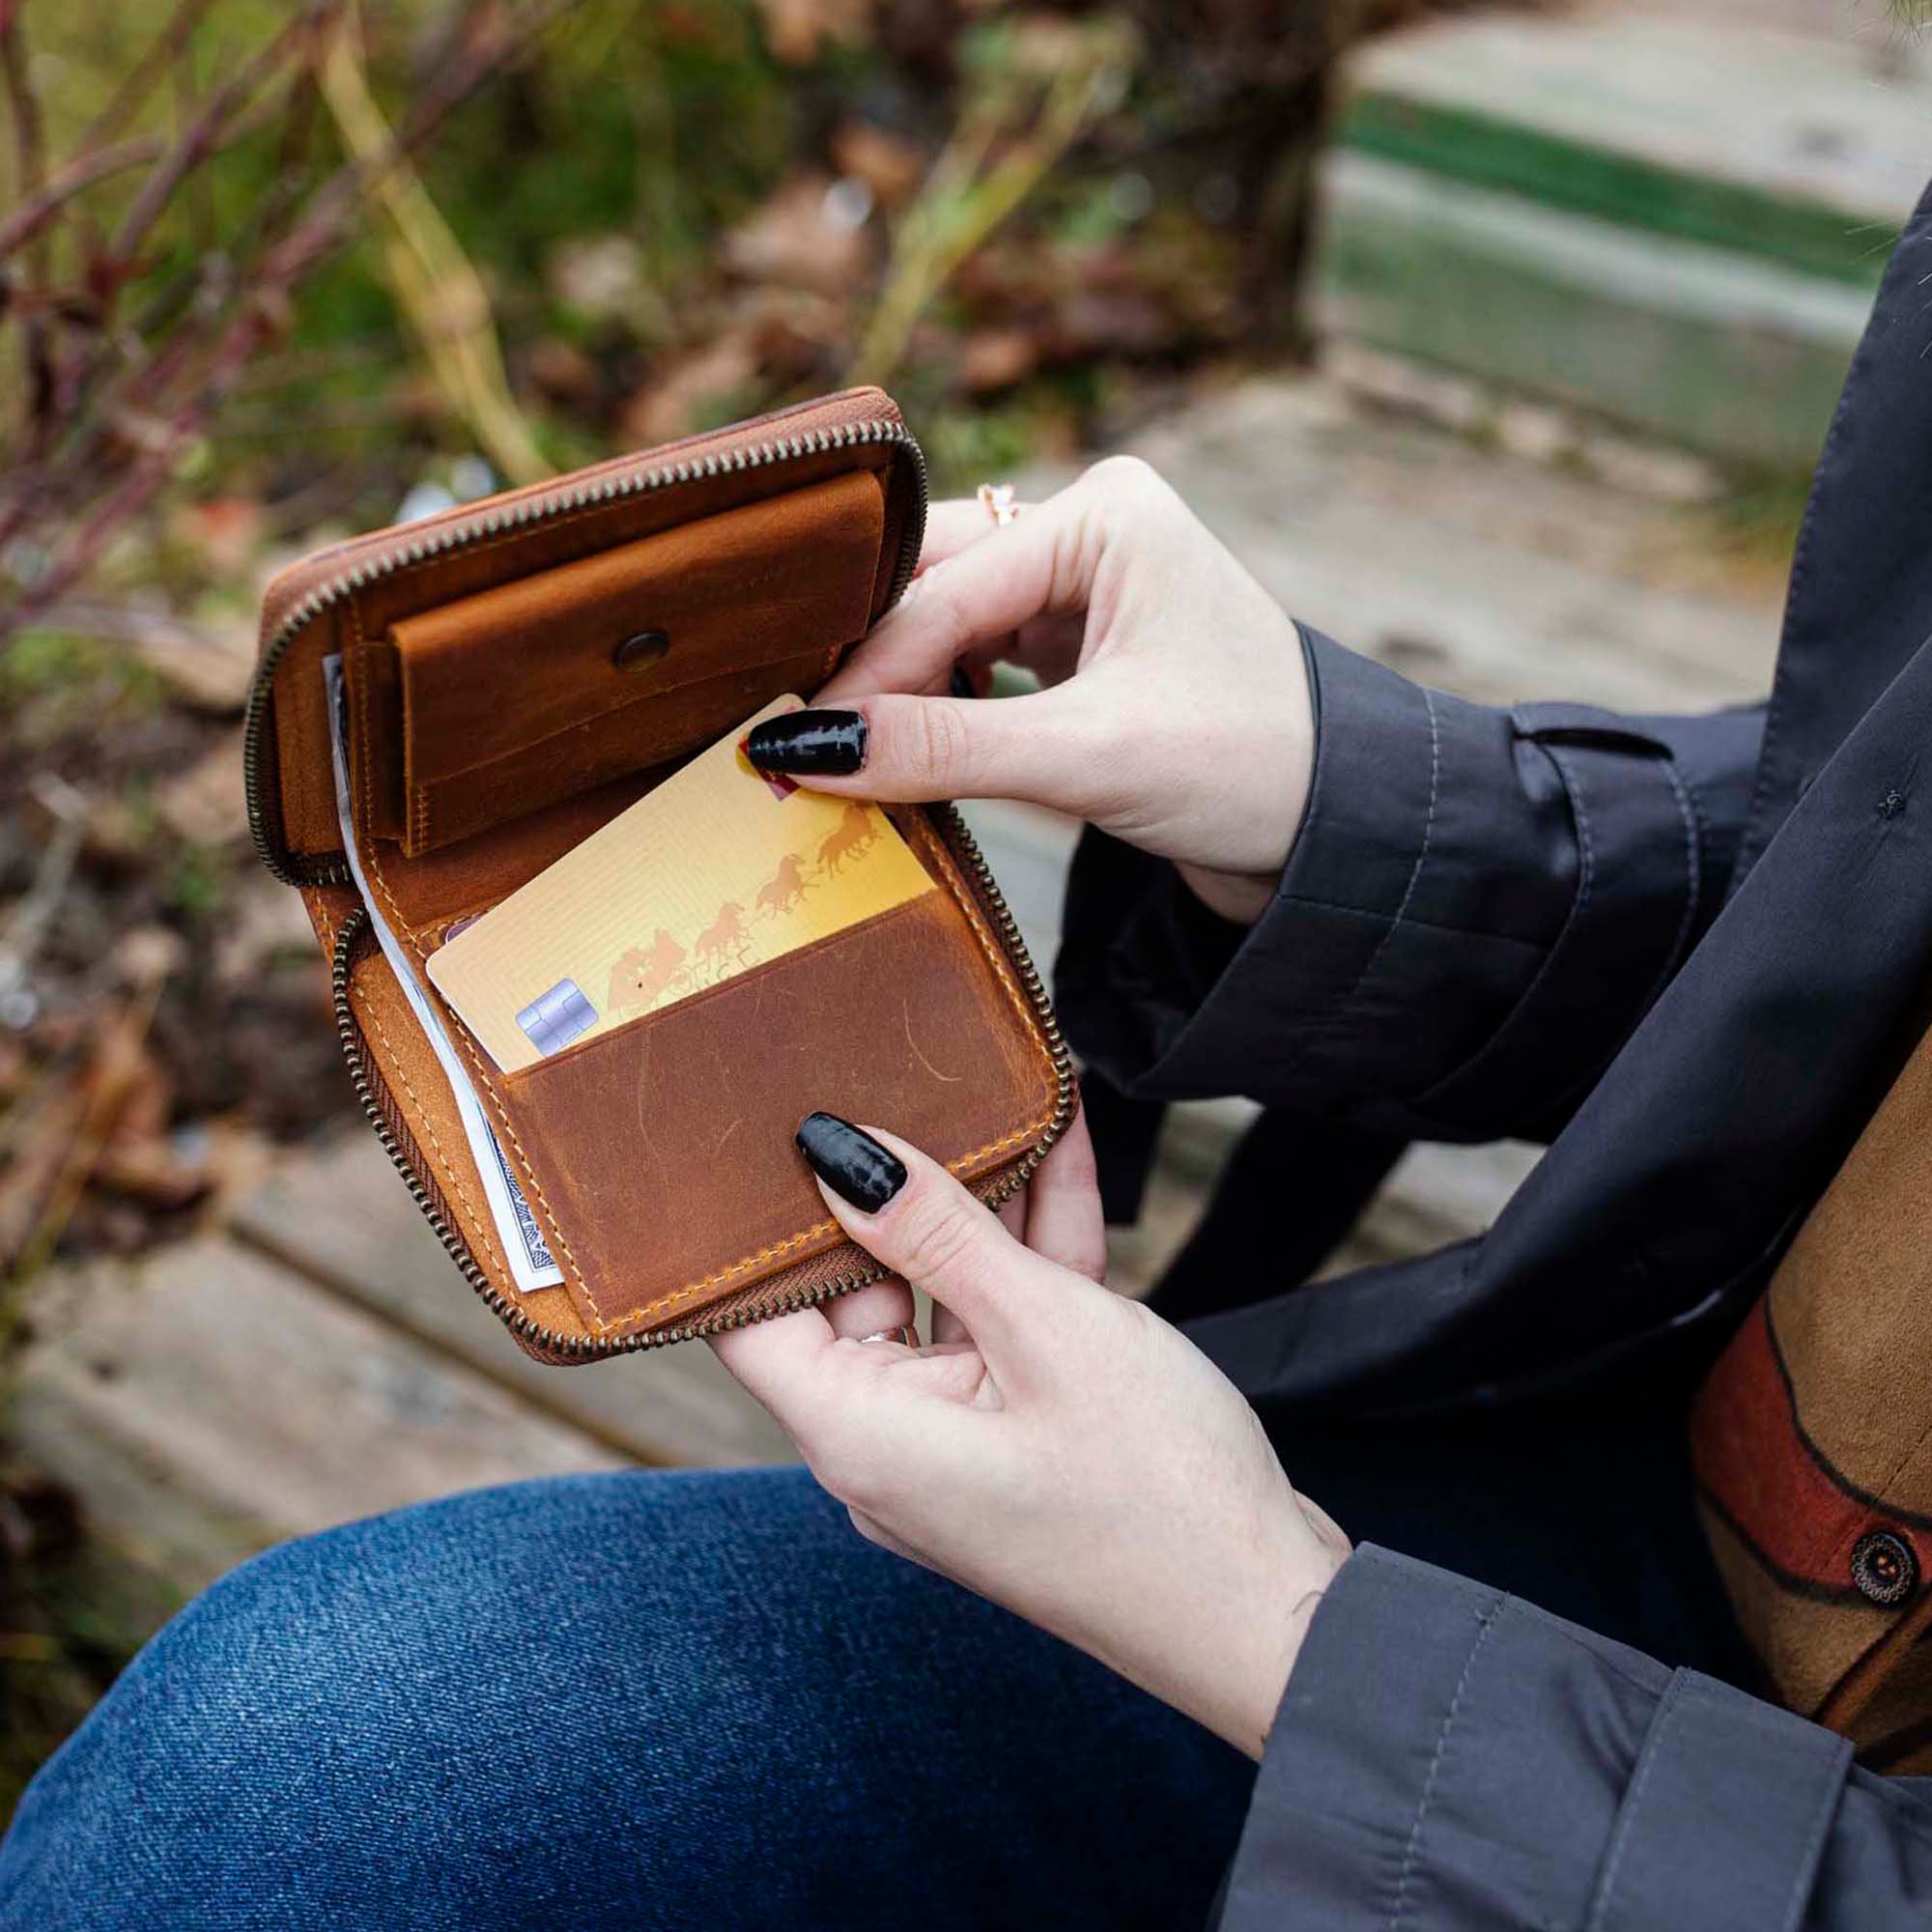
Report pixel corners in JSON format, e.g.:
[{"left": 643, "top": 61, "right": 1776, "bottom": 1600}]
[
  {"left": 1341, "top": 93, "right": 1892, "bottom": 289},
  {"left": 1342, "top": 16, "right": 1929, "bottom": 244},
  {"left": 1314, "top": 153, "right": 1872, "bottom": 469}
]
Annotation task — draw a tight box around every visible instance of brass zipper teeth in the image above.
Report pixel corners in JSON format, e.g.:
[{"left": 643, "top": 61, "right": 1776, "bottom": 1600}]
[
  {"left": 245, "top": 417, "right": 929, "bottom": 888},
  {"left": 327, "top": 779, "right": 1074, "bottom": 1360}
]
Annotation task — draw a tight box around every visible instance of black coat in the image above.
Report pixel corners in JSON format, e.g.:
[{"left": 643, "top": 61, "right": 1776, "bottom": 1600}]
[{"left": 1056, "top": 184, "right": 1932, "bottom": 1924}]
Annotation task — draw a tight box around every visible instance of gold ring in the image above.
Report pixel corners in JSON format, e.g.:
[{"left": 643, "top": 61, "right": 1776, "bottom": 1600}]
[
  {"left": 977, "top": 481, "right": 1020, "bottom": 526},
  {"left": 857, "top": 1325, "right": 918, "bottom": 1349}
]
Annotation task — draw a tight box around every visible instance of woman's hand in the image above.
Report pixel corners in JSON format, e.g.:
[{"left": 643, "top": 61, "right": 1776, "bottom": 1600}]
[
  {"left": 743, "top": 457, "right": 1316, "bottom": 925},
  {"left": 707, "top": 1107, "right": 1350, "bottom": 1759}
]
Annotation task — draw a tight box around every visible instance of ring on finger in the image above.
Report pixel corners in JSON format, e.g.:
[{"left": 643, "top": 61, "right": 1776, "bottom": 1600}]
[
  {"left": 977, "top": 481, "right": 1020, "bottom": 526},
  {"left": 857, "top": 1324, "right": 919, "bottom": 1349}
]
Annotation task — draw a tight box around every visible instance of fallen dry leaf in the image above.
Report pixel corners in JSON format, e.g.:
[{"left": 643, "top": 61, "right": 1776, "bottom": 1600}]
[
  {"left": 93, "top": 1136, "right": 209, "bottom": 1213},
  {"left": 547, "top": 234, "right": 646, "bottom": 323},
  {"left": 155, "top": 733, "right": 248, "bottom": 847},
  {"left": 214, "top": 876, "right": 320, "bottom": 989},
  {"left": 722, "top": 173, "right": 871, "bottom": 298},
  {"left": 960, "top": 327, "right": 1039, "bottom": 394},
  {"left": 526, "top": 337, "right": 601, "bottom": 406},
  {"left": 168, "top": 497, "right": 267, "bottom": 576},
  {"left": 756, "top": 0, "right": 871, "bottom": 64},
  {"left": 830, "top": 117, "right": 924, "bottom": 210},
  {"left": 137, "top": 612, "right": 257, "bottom": 715},
  {"left": 620, "top": 333, "right": 762, "bottom": 446}
]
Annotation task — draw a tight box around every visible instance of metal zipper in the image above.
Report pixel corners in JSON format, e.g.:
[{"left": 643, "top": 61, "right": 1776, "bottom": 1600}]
[
  {"left": 245, "top": 417, "right": 929, "bottom": 887},
  {"left": 332, "top": 805, "right": 1076, "bottom": 1362}
]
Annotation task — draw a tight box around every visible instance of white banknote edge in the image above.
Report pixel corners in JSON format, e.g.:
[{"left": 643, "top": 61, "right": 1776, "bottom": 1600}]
[{"left": 323, "top": 655, "right": 563, "bottom": 1293}]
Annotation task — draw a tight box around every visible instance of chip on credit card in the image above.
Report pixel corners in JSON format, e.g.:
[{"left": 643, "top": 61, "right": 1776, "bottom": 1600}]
[{"left": 426, "top": 696, "right": 937, "bottom": 1073}]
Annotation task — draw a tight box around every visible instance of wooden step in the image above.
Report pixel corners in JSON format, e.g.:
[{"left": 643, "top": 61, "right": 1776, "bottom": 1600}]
[
  {"left": 16, "top": 1236, "right": 629, "bottom": 1591},
  {"left": 1316, "top": 13, "right": 1929, "bottom": 465},
  {"left": 1344, "top": 15, "right": 1927, "bottom": 276},
  {"left": 1029, "top": 376, "right": 1780, "bottom": 712},
  {"left": 230, "top": 1135, "right": 797, "bottom": 1470}
]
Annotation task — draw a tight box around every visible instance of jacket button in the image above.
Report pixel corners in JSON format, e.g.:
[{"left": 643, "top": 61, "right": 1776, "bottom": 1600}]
[
  {"left": 613, "top": 629, "right": 669, "bottom": 670},
  {"left": 1851, "top": 1529, "right": 1918, "bottom": 1607}
]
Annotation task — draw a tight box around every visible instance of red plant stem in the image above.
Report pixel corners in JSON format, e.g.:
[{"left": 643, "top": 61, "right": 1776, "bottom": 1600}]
[
  {"left": 107, "top": 3, "right": 339, "bottom": 276},
  {"left": 76, "top": 0, "right": 219, "bottom": 155},
  {"left": 0, "top": 140, "right": 166, "bottom": 262},
  {"left": 0, "top": 0, "right": 589, "bottom": 639}
]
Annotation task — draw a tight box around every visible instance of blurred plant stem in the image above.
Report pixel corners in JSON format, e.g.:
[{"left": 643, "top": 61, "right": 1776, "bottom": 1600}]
[
  {"left": 845, "top": 16, "right": 1138, "bottom": 391},
  {"left": 0, "top": 0, "right": 585, "bottom": 643},
  {"left": 318, "top": 2, "right": 552, "bottom": 487}
]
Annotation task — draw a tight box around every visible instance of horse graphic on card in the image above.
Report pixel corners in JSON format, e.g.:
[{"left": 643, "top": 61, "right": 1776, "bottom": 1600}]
[
  {"left": 693, "top": 901, "right": 753, "bottom": 981},
  {"left": 608, "top": 929, "right": 690, "bottom": 1018},
  {"left": 815, "top": 803, "right": 879, "bottom": 876},
  {"left": 754, "top": 851, "right": 812, "bottom": 919}
]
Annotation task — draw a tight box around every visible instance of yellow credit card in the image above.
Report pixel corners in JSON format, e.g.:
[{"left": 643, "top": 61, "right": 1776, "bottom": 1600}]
[{"left": 427, "top": 696, "right": 937, "bottom": 1072}]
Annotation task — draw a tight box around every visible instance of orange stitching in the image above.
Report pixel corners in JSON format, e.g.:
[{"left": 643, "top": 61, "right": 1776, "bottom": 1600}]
[
  {"left": 339, "top": 533, "right": 1062, "bottom": 1333},
  {"left": 582, "top": 834, "right": 1056, "bottom": 1332},
  {"left": 359, "top": 825, "right": 424, "bottom": 955},
  {"left": 584, "top": 1111, "right": 1053, "bottom": 1337},
  {"left": 455, "top": 1021, "right": 597, "bottom": 1298},
  {"left": 350, "top": 602, "right": 376, "bottom": 838},
  {"left": 909, "top": 818, "right": 1058, "bottom": 1113},
  {"left": 357, "top": 980, "right": 508, "bottom": 1279},
  {"left": 360, "top": 799, "right": 1057, "bottom": 1334},
  {"left": 362, "top": 828, "right": 596, "bottom": 1305},
  {"left": 412, "top": 753, "right": 430, "bottom": 852}
]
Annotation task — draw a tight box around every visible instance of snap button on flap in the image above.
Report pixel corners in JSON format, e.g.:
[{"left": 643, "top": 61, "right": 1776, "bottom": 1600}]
[
  {"left": 613, "top": 629, "right": 670, "bottom": 670},
  {"left": 1852, "top": 1529, "right": 1918, "bottom": 1606}
]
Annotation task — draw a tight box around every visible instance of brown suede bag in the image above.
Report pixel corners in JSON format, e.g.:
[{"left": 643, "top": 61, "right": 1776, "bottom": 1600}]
[
  {"left": 1693, "top": 1020, "right": 1932, "bottom": 1770},
  {"left": 244, "top": 388, "right": 1073, "bottom": 1364}
]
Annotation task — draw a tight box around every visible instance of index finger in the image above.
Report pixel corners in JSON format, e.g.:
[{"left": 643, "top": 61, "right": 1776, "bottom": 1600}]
[{"left": 818, "top": 485, "right": 1094, "bottom": 705}]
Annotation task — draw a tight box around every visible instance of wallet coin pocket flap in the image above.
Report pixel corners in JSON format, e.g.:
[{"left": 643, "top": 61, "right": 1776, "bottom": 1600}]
[{"left": 385, "top": 469, "right": 886, "bottom": 856}]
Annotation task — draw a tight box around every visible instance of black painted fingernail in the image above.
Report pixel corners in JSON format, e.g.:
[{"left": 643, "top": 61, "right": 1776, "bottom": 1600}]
[
  {"left": 949, "top": 664, "right": 975, "bottom": 699},
  {"left": 796, "top": 1112, "right": 906, "bottom": 1211},
  {"left": 745, "top": 710, "right": 867, "bottom": 776}
]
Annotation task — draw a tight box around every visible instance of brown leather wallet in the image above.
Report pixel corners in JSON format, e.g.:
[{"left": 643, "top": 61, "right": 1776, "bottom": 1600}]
[{"left": 244, "top": 387, "right": 1073, "bottom": 1362}]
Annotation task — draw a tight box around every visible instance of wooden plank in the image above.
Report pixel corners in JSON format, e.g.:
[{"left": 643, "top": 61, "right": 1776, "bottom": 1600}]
[
  {"left": 230, "top": 1136, "right": 797, "bottom": 1469},
  {"left": 1100, "top": 379, "right": 1782, "bottom": 711},
  {"left": 1349, "top": 15, "right": 1928, "bottom": 234},
  {"left": 1314, "top": 154, "right": 1865, "bottom": 470},
  {"left": 1347, "top": 1140, "right": 1541, "bottom": 1266},
  {"left": 19, "top": 1237, "right": 629, "bottom": 1547},
  {"left": 8, "top": 1377, "right": 276, "bottom": 1598}
]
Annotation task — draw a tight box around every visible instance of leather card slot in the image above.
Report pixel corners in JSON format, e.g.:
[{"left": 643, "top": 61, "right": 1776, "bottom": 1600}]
[
  {"left": 481, "top": 879, "right": 1057, "bottom": 1337},
  {"left": 388, "top": 469, "right": 885, "bottom": 856}
]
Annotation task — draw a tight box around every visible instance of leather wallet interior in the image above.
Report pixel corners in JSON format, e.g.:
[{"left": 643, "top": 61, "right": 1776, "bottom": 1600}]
[{"left": 245, "top": 388, "right": 1073, "bottom": 1362}]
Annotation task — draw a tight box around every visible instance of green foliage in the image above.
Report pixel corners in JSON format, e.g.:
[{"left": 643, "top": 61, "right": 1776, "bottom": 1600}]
[
  {"left": 165, "top": 842, "right": 231, "bottom": 924},
  {"left": 0, "top": 633, "right": 165, "bottom": 736},
  {"left": 6, "top": 0, "right": 1336, "bottom": 615},
  {"left": 919, "top": 396, "right": 1042, "bottom": 497}
]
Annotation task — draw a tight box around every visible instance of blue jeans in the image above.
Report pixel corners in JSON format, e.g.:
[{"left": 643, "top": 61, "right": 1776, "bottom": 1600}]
[
  {"left": 0, "top": 1466, "right": 1253, "bottom": 1930},
  {"left": 1, "top": 1395, "right": 1747, "bottom": 1929}
]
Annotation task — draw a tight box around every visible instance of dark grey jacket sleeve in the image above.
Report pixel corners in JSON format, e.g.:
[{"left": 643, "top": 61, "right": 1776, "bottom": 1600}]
[
  {"left": 1057, "top": 626, "right": 1764, "bottom": 1143},
  {"left": 1221, "top": 1548, "right": 1932, "bottom": 1930}
]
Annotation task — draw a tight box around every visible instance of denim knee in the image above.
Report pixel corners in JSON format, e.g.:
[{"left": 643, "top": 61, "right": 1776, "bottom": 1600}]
[{"left": 0, "top": 1468, "right": 783, "bottom": 1928}]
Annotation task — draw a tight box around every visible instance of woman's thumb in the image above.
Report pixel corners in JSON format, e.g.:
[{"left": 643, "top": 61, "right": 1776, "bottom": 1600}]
[{"left": 744, "top": 684, "right": 1094, "bottom": 812}]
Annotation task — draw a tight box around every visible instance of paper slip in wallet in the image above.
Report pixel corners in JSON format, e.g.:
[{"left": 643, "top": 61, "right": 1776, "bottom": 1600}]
[
  {"left": 245, "top": 388, "right": 1072, "bottom": 1361},
  {"left": 426, "top": 696, "right": 938, "bottom": 1074}
]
